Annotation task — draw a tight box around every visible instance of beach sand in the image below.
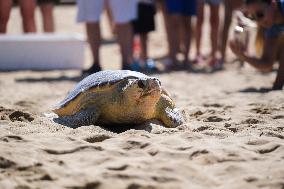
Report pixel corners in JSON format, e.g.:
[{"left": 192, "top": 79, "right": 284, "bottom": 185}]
[{"left": 0, "top": 5, "right": 284, "bottom": 189}]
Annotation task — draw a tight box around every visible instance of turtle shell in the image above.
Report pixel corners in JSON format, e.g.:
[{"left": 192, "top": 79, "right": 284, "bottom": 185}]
[{"left": 55, "top": 70, "right": 156, "bottom": 109}]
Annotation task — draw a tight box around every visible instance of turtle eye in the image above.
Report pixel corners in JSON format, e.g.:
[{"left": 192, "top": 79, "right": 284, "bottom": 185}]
[
  {"left": 137, "top": 80, "right": 146, "bottom": 89},
  {"left": 157, "top": 80, "right": 161, "bottom": 86},
  {"left": 154, "top": 78, "right": 161, "bottom": 86}
]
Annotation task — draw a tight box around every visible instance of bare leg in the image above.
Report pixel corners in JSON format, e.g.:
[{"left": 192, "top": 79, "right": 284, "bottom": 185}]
[
  {"left": 158, "top": 0, "right": 172, "bottom": 59},
  {"left": 18, "top": 0, "right": 36, "bottom": 33},
  {"left": 181, "top": 16, "right": 192, "bottom": 65},
  {"left": 140, "top": 33, "right": 148, "bottom": 62},
  {"left": 196, "top": 1, "right": 204, "bottom": 57},
  {"left": 40, "top": 2, "right": 55, "bottom": 32},
  {"left": 273, "top": 47, "right": 284, "bottom": 90},
  {"left": 209, "top": 4, "right": 220, "bottom": 59},
  {"left": 116, "top": 23, "right": 134, "bottom": 66},
  {"left": 221, "top": 0, "right": 233, "bottom": 63},
  {"left": 105, "top": 0, "right": 115, "bottom": 35},
  {"left": 86, "top": 22, "right": 101, "bottom": 67},
  {"left": 0, "top": 0, "right": 12, "bottom": 33},
  {"left": 169, "top": 15, "right": 181, "bottom": 63}
]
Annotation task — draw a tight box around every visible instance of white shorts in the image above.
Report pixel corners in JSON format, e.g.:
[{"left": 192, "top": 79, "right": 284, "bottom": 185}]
[{"left": 76, "top": 0, "right": 137, "bottom": 24}]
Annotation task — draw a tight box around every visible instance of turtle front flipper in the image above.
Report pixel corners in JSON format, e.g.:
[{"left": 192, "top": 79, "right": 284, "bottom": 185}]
[
  {"left": 156, "top": 93, "right": 185, "bottom": 128},
  {"left": 54, "top": 108, "right": 100, "bottom": 128}
]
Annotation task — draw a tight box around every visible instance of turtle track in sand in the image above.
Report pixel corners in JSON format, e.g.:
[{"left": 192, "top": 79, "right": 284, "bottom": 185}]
[{"left": 0, "top": 106, "right": 34, "bottom": 122}]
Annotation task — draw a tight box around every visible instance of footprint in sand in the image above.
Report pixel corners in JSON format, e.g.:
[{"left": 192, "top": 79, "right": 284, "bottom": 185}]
[
  {"left": 122, "top": 140, "right": 150, "bottom": 150},
  {"left": 246, "top": 139, "right": 269, "bottom": 146},
  {"left": 193, "top": 126, "right": 211, "bottom": 132},
  {"left": 68, "top": 181, "right": 101, "bottom": 189},
  {"left": 15, "top": 163, "right": 54, "bottom": 182},
  {"left": 107, "top": 164, "right": 128, "bottom": 171},
  {"left": 0, "top": 156, "right": 16, "bottom": 169},
  {"left": 83, "top": 134, "right": 111, "bottom": 143},
  {"left": 0, "top": 135, "right": 26, "bottom": 142},
  {"left": 250, "top": 107, "right": 271, "bottom": 114},
  {"left": 9, "top": 111, "right": 34, "bottom": 122},
  {"left": 44, "top": 145, "right": 103, "bottom": 155},
  {"left": 127, "top": 183, "right": 156, "bottom": 189},
  {"left": 203, "top": 103, "right": 223, "bottom": 108},
  {"left": 0, "top": 106, "right": 34, "bottom": 122},
  {"left": 203, "top": 116, "right": 225, "bottom": 122},
  {"left": 255, "top": 144, "right": 281, "bottom": 154},
  {"left": 151, "top": 175, "right": 179, "bottom": 183},
  {"left": 242, "top": 118, "right": 261, "bottom": 124},
  {"left": 244, "top": 176, "right": 259, "bottom": 183},
  {"left": 273, "top": 115, "right": 284, "bottom": 120},
  {"left": 190, "top": 110, "right": 204, "bottom": 118}
]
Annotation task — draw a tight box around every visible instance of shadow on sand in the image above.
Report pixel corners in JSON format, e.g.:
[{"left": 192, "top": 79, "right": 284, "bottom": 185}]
[
  {"left": 238, "top": 87, "right": 274, "bottom": 93},
  {"left": 15, "top": 75, "right": 84, "bottom": 83},
  {"left": 53, "top": 116, "right": 154, "bottom": 134}
]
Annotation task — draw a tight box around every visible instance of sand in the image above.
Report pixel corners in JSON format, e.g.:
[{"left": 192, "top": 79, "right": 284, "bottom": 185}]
[{"left": 0, "top": 5, "right": 284, "bottom": 189}]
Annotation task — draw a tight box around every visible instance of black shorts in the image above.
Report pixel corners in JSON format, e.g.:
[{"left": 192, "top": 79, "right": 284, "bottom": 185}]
[
  {"left": 37, "top": 0, "right": 57, "bottom": 5},
  {"left": 132, "top": 3, "right": 156, "bottom": 34}
]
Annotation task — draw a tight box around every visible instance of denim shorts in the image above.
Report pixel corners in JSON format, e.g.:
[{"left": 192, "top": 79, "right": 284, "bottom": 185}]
[
  {"left": 203, "top": 0, "right": 222, "bottom": 6},
  {"left": 165, "top": 0, "right": 197, "bottom": 16}
]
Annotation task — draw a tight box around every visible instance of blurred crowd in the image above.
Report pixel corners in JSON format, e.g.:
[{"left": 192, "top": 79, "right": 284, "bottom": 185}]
[{"left": 0, "top": 0, "right": 283, "bottom": 90}]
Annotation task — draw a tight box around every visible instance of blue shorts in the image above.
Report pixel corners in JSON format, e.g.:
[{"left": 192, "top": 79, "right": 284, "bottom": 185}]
[
  {"left": 165, "top": 0, "right": 197, "bottom": 16},
  {"left": 203, "top": 0, "right": 222, "bottom": 6}
]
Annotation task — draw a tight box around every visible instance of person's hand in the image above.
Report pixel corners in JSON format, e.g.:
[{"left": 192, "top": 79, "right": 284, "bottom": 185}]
[{"left": 229, "top": 40, "right": 246, "bottom": 60}]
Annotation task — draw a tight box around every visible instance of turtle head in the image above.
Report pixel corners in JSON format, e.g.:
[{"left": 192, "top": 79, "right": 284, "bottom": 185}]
[{"left": 120, "top": 77, "right": 162, "bottom": 104}]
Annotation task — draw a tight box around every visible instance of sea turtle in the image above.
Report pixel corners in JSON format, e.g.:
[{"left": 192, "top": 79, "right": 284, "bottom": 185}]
[{"left": 53, "top": 70, "right": 185, "bottom": 128}]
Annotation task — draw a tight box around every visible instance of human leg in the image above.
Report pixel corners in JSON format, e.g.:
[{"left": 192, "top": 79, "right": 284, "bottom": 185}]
[
  {"left": 39, "top": 1, "right": 55, "bottom": 32},
  {"left": 164, "top": 0, "right": 186, "bottom": 68},
  {"left": 104, "top": 0, "right": 115, "bottom": 35},
  {"left": 209, "top": 3, "right": 220, "bottom": 59},
  {"left": 109, "top": 0, "right": 137, "bottom": 68},
  {"left": 273, "top": 45, "right": 284, "bottom": 90},
  {"left": 0, "top": 0, "right": 12, "bottom": 33},
  {"left": 221, "top": 0, "right": 233, "bottom": 63},
  {"left": 168, "top": 14, "right": 181, "bottom": 63},
  {"left": 132, "top": 2, "right": 156, "bottom": 62},
  {"left": 181, "top": 16, "right": 192, "bottom": 65},
  {"left": 77, "top": 0, "right": 104, "bottom": 73},
  {"left": 140, "top": 33, "right": 148, "bottom": 62},
  {"left": 196, "top": 1, "right": 204, "bottom": 58},
  {"left": 18, "top": 0, "right": 36, "bottom": 33},
  {"left": 158, "top": 0, "right": 172, "bottom": 60},
  {"left": 115, "top": 23, "right": 134, "bottom": 67},
  {"left": 86, "top": 22, "right": 101, "bottom": 66}
]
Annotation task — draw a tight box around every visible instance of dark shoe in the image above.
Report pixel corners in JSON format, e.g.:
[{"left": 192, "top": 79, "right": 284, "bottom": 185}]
[
  {"left": 183, "top": 60, "right": 193, "bottom": 71},
  {"left": 209, "top": 58, "right": 223, "bottom": 71},
  {"left": 122, "top": 61, "right": 143, "bottom": 71},
  {"left": 122, "top": 63, "right": 131, "bottom": 70},
  {"left": 82, "top": 63, "right": 102, "bottom": 75}
]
